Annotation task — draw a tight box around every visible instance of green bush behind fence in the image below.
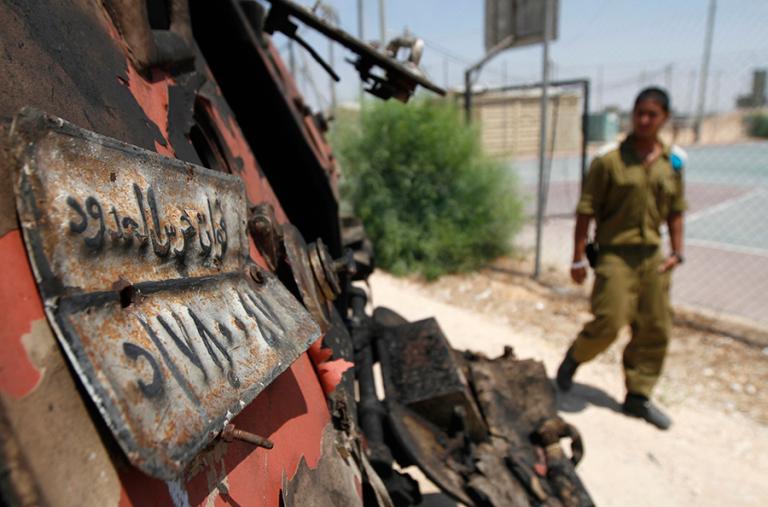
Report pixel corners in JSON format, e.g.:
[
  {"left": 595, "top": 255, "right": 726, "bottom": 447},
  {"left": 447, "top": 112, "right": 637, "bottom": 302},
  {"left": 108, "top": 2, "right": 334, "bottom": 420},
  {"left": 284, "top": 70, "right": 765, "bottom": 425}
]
[{"left": 331, "top": 99, "right": 523, "bottom": 280}]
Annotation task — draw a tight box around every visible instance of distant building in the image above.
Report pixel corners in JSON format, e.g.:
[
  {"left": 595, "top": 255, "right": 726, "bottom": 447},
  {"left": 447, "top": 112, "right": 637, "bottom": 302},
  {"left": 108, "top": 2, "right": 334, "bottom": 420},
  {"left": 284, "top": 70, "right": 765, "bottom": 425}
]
[
  {"left": 736, "top": 69, "right": 767, "bottom": 109},
  {"left": 466, "top": 88, "right": 583, "bottom": 158},
  {"left": 587, "top": 111, "right": 620, "bottom": 142}
]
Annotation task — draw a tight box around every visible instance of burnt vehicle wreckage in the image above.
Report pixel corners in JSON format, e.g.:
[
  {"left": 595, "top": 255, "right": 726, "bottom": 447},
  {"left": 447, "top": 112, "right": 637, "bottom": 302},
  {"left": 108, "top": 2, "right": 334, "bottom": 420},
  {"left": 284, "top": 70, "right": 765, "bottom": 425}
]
[{"left": 0, "top": 0, "right": 592, "bottom": 506}]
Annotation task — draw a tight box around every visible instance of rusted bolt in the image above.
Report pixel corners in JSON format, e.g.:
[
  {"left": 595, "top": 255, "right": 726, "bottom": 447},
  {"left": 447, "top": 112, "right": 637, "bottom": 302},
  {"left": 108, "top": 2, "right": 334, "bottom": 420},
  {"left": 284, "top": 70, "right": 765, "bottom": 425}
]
[
  {"left": 221, "top": 423, "right": 273, "bottom": 449},
  {"left": 247, "top": 203, "right": 283, "bottom": 272},
  {"left": 249, "top": 265, "right": 265, "bottom": 285},
  {"left": 333, "top": 249, "right": 357, "bottom": 277}
]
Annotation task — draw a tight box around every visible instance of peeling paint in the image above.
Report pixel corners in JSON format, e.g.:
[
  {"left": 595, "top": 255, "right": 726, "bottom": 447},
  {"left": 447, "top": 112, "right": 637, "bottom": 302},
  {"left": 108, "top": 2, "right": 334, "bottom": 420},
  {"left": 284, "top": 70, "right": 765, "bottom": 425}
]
[
  {"left": 308, "top": 338, "right": 354, "bottom": 395},
  {"left": 201, "top": 100, "right": 288, "bottom": 224},
  {"left": 265, "top": 42, "right": 335, "bottom": 176},
  {"left": 0, "top": 231, "right": 43, "bottom": 399},
  {"left": 280, "top": 424, "right": 365, "bottom": 506},
  {"left": 0, "top": 131, "right": 18, "bottom": 238},
  {"left": 0, "top": 305, "right": 124, "bottom": 506},
  {"left": 2, "top": 3, "right": 356, "bottom": 505},
  {"left": 19, "top": 319, "right": 54, "bottom": 386},
  {"left": 215, "top": 354, "right": 330, "bottom": 506},
  {"left": 98, "top": 3, "right": 176, "bottom": 159},
  {"left": 119, "top": 67, "right": 176, "bottom": 158},
  {"left": 316, "top": 358, "right": 354, "bottom": 395}
]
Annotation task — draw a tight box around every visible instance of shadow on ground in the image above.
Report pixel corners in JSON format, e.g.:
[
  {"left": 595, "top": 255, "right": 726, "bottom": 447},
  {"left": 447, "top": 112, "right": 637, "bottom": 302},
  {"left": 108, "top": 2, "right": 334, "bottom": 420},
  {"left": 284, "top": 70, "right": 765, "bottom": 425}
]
[
  {"left": 554, "top": 380, "right": 623, "bottom": 414},
  {"left": 417, "top": 493, "right": 460, "bottom": 507}
]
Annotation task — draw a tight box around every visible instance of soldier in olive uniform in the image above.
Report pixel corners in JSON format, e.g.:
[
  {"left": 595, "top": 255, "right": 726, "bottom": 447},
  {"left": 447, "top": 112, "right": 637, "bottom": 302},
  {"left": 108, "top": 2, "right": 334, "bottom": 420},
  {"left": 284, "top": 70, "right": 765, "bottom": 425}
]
[{"left": 557, "top": 87, "right": 686, "bottom": 430}]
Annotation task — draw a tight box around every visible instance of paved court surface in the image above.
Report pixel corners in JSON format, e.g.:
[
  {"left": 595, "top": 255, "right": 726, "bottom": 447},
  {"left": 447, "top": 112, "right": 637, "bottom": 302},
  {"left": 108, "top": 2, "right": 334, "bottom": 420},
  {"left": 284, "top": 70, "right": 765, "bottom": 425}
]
[{"left": 511, "top": 141, "right": 768, "bottom": 327}]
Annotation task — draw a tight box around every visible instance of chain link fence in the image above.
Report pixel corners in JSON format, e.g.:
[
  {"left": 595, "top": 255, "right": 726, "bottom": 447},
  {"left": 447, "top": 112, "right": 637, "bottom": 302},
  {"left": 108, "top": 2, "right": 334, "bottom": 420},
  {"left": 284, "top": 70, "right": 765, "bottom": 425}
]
[
  {"left": 503, "top": 92, "right": 768, "bottom": 332},
  {"left": 514, "top": 139, "right": 767, "bottom": 329}
]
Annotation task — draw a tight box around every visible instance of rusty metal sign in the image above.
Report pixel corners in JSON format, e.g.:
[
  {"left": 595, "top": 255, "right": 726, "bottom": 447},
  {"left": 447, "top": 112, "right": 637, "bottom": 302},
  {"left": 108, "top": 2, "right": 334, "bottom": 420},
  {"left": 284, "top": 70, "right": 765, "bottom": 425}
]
[{"left": 8, "top": 108, "right": 321, "bottom": 479}]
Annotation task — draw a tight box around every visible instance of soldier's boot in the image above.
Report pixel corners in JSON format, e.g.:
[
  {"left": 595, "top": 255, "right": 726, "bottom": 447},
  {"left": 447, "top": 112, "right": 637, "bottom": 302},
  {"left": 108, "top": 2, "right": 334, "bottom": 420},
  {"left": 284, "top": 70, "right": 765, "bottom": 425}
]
[
  {"left": 622, "top": 393, "right": 672, "bottom": 430},
  {"left": 555, "top": 349, "right": 580, "bottom": 391}
]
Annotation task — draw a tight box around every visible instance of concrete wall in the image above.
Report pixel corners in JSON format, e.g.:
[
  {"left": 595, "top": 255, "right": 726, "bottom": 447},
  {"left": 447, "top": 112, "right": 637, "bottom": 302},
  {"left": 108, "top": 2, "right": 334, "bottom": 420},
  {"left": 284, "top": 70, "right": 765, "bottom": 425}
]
[
  {"left": 662, "top": 110, "right": 757, "bottom": 147},
  {"left": 471, "top": 90, "right": 583, "bottom": 157}
]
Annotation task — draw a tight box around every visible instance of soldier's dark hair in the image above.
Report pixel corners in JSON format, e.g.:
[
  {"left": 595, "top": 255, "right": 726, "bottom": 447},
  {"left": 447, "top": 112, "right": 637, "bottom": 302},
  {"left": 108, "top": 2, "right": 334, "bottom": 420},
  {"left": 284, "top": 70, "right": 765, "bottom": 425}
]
[{"left": 634, "top": 87, "right": 670, "bottom": 113}]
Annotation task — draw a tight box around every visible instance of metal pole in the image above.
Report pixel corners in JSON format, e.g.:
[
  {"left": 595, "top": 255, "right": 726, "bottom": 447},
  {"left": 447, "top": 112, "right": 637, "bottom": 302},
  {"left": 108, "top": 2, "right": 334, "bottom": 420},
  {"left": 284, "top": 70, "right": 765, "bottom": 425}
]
[
  {"left": 664, "top": 63, "right": 673, "bottom": 91},
  {"left": 711, "top": 69, "right": 723, "bottom": 137},
  {"left": 712, "top": 69, "right": 723, "bottom": 114},
  {"left": 329, "top": 40, "right": 337, "bottom": 112},
  {"left": 317, "top": 2, "right": 338, "bottom": 114},
  {"left": 464, "top": 69, "right": 472, "bottom": 124},
  {"left": 463, "top": 35, "right": 514, "bottom": 125},
  {"left": 503, "top": 61, "right": 508, "bottom": 156},
  {"left": 289, "top": 41, "right": 296, "bottom": 76},
  {"left": 378, "top": 0, "right": 386, "bottom": 47},
  {"left": 581, "top": 80, "right": 590, "bottom": 189},
  {"left": 694, "top": 0, "right": 717, "bottom": 143},
  {"left": 597, "top": 65, "right": 603, "bottom": 110},
  {"left": 358, "top": 0, "right": 364, "bottom": 104},
  {"left": 534, "top": 0, "right": 552, "bottom": 280},
  {"left": 687, "top": 69, "right": 697, "bottom": 115}
]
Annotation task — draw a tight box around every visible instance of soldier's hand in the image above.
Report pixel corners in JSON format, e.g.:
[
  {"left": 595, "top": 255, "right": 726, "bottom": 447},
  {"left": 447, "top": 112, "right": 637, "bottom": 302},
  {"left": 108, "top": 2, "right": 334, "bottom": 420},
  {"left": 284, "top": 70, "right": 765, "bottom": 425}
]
[
  {"left": 571, "top": 266, "right": 587, "bottom": 284},
  {"left": 658, "top": 255, "right": 679, "bottom": 273}
]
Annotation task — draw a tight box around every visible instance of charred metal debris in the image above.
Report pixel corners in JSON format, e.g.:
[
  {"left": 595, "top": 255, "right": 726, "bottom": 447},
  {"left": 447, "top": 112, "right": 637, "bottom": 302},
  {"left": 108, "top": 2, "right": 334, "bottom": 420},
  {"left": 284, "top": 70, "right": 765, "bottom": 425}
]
[
  {"left": 342, "top": 282, "right": 594, "bottom": 507},
  {"left": 248, "top": 144, "right": 593, "bottom": 507},
  {"left": 250, "top": 195, "right": 593, "bottom": 505},
  {"left": 0, "top": 0, "right": 591, "bottom": 503},
  {"left": 257, "top": 209, "right": 594, "bottom": 505},
  {"left": 262, "top": 0, "right": 444, "bottom": 102}
]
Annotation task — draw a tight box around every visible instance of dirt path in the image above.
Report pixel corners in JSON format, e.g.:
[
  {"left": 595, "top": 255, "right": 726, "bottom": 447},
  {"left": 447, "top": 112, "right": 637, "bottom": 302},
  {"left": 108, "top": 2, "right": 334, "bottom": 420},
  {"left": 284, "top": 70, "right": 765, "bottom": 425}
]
[{"left": 367, "top": 269, "right": 768, "bottom": 507}]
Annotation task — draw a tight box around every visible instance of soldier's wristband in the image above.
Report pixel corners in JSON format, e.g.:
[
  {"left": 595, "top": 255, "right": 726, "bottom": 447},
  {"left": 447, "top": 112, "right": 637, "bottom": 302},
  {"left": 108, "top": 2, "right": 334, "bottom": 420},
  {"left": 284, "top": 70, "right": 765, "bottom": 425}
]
[
  {"left": 571, "top": 260, "right": 588, "bottom": 269},
  {"left": 672, "top": 252, "right": 685, "bottom": 264}
]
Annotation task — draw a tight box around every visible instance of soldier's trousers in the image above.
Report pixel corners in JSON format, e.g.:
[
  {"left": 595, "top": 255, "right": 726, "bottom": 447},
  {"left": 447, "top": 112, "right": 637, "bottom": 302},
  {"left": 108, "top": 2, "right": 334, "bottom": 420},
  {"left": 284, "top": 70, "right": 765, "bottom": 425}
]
[{"left": 570, "top": 246, "right": 671, "bottom": 398}]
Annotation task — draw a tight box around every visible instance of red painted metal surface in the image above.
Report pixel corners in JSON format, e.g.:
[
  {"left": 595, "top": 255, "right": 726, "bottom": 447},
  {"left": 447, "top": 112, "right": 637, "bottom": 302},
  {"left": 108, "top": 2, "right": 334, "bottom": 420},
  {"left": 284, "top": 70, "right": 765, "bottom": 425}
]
[
  {"left": 120, "top": 67, "right": 176, "bottom": 158},
  {"left": 0, "top": 1, "right": 355, "bottom": 504},
  {"left": 264, "top": 40, "right": 338, "bottom": 183},
  {"left": 107, "top": 7, "right": 348, "bottom": 504},
  {"left": 106, "top": 61, "right": 340, "bottom": 507},
  {"left": 0, "top": 231, "right": 44, "bottom": 399},
  {"left": 115, "top": 353, "right": 330, "bottom": 506},
  {"left": 308, "top": 337, "right": 354, "bottom": 395},
  {"left": 200, "top": 98, "right": 291, "bottom": 223}
]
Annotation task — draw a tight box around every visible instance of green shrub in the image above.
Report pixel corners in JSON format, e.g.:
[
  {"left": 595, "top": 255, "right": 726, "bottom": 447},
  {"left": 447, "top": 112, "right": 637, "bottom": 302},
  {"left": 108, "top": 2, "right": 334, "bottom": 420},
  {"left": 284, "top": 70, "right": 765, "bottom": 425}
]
[
  {"left": 331, "top": 99, "right": 522, "bottom": 280},
  {"left": 746, "top": 113, "right": 768, "bottom": 138}
]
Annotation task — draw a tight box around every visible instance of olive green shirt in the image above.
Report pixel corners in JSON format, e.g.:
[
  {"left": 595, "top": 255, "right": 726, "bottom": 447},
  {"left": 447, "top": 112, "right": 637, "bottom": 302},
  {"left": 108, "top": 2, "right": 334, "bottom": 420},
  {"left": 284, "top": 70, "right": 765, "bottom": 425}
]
[{"left": 576, "top": 136, "right": 687, "bottom": 246}]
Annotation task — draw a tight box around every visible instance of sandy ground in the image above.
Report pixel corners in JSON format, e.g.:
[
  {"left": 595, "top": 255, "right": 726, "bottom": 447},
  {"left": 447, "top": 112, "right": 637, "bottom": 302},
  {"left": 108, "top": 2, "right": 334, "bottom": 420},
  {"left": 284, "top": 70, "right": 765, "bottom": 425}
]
[{"left": 365, "top": 267, "right": 768, "bottom": 507}]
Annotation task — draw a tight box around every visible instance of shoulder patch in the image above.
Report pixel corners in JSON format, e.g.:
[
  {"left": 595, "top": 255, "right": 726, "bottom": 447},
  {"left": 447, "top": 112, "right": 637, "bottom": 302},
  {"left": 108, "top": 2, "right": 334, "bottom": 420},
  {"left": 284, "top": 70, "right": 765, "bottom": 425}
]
[
  {"left": 593, "top": 141, "right": 619, "bottom": 162},
  {"left": 670, "top": 145, "right": 687, "bottom": 172}
]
